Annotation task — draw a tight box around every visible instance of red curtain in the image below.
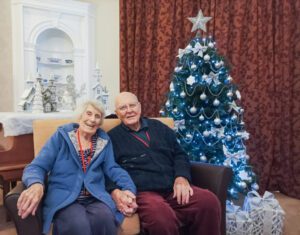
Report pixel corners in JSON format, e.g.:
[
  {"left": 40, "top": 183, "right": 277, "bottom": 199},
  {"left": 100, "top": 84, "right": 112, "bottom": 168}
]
[{"left": 120, "top": 0, "right": 300, "bottom": 199}]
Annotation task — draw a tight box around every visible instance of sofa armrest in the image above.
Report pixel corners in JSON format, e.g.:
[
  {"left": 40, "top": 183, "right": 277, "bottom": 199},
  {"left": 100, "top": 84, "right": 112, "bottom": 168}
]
[
  {"left": 191, "top": 162, "right": 232, "bottom": 196},
  {"left": 190, "top": 162, "right": 232, "bottom": 235},
  {"left": 4, "top": 182, "right": 43, "bottom": 235}
]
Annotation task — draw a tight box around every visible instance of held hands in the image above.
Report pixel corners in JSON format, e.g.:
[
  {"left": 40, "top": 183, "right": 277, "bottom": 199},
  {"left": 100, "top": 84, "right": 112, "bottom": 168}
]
[
  {"left": 111, "top": 189, "right": 138, "bottom": 217},
  {"left": 17, "top": 183, "right": 44, "bottom": 219},
  {"left": 173, "top": 176, "right": 194, "bottom": 205}
]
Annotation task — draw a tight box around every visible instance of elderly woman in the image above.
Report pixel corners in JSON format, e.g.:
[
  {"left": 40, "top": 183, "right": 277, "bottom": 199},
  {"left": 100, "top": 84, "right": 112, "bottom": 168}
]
[{"left": 17, "top": 101, "right": 137, "bottom": 235}]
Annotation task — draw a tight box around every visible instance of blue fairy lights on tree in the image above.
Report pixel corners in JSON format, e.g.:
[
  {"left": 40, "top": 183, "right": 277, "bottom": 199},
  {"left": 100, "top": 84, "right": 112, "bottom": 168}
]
[{"left": 160, "top": 10, "right": 259, "bottom": 200}]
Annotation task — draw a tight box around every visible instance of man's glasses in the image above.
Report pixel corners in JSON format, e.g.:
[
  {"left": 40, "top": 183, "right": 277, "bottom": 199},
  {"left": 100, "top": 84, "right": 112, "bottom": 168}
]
[{"left": 117, "top": 102, "right": 140, "bottom": 112}]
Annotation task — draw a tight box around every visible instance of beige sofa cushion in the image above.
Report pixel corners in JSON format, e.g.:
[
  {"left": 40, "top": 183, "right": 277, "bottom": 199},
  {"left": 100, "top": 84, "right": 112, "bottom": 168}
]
[{"left": 32, "top": 117, "right": 174, "bottom": 235}]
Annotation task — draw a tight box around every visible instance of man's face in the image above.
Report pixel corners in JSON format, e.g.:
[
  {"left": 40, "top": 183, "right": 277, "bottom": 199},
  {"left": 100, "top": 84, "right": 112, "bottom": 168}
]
[{"left": 115, "top": 94, "right": 141, "bottom": 129}]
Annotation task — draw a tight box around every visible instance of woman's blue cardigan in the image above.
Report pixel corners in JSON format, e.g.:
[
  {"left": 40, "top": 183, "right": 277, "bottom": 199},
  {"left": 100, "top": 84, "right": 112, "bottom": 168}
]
[{"left": 22, "top": 123, "right": 136, "bottom": 234}]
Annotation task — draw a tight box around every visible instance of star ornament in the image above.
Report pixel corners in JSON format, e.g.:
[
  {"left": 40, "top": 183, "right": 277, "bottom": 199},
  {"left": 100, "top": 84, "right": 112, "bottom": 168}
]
[{"left": 188, "top": 10, "right": 212, "bottom": 32}]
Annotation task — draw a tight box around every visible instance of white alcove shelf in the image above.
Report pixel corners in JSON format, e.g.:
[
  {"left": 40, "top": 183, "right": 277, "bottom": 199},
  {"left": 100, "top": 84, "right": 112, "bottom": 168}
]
[
  {"left": 11, "top": 0, "right": 96, "bottom": 111},
  {"left": 36, "top": 28, "right": 74, "bottom": 84}
]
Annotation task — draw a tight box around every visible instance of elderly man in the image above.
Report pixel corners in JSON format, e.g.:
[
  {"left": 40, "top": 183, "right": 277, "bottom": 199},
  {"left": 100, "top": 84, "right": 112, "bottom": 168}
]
[{"left": 107, "top": 92, "right": 221, "bottom": 235}]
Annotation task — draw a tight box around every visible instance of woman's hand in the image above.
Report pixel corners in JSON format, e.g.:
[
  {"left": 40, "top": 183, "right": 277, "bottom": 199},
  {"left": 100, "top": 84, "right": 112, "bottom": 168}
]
[
  {"left": 111, "top": 189, "right": 138, "bottom": 216},
  {"left": 17, "top": 183, "right": 44, "bottom": 219}
]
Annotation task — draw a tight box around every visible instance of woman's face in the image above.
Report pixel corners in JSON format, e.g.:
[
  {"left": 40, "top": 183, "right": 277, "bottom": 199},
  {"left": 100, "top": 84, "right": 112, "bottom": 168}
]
[{"left": 78, "top": 105, "right": 102, "bottom": 136}]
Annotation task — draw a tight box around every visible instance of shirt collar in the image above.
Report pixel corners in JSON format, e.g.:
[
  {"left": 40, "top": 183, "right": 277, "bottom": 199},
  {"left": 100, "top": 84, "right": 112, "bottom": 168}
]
[{"left": 121, "top": 117, "right": 148, "bottom": 132}]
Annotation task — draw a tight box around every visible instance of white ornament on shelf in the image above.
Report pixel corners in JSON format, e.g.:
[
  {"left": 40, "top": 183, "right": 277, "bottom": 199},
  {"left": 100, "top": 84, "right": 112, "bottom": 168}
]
[
  {"left": 32, "top": 75, "right": 44, "bottom": 113},
  {"left": 17, "top": 73, "right": 35, "bottom": 112},
  {"left": 92, "top": 63, "right": 110, "bottom": 114}
]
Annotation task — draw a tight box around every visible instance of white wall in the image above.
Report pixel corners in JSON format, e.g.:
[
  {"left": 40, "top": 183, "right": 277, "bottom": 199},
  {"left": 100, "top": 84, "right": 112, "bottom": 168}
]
[
  {"left": 71, "top": 0, "right": 120, "bottom": 113},
  {"left": 0, "top": 0, "right": 119, "bottom": 112},
  {"left": 0, "top": 0, "right": 13, "bottom": 111}
]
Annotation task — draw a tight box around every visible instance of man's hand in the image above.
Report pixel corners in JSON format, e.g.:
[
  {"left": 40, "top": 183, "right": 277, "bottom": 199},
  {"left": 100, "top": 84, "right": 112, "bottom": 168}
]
[
  {"left": 17, "top": 183, "right": 44, "bottom": 219},
  {"left": 111, "top": 189, "right": 138, "bottom": 216},
  {"left": 173, "top": 176, "right": 194, "bottom": 205}
]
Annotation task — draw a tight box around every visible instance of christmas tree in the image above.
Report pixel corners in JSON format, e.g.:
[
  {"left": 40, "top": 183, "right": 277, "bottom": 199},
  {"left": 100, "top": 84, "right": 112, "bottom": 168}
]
[{"left": 160, "top": 10, "right": 258, "bottom": 201}]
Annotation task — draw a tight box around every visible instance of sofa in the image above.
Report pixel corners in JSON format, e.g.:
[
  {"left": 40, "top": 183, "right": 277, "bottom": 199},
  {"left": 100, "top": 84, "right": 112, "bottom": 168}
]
[{"left": 5, "top": 117, "right": 232, "bottom": 235}]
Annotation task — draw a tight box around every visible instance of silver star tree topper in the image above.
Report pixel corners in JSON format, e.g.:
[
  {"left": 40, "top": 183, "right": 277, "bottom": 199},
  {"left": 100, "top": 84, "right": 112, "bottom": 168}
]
[{"left": 188, "top": 10, "right": 212, "bottom": 32}]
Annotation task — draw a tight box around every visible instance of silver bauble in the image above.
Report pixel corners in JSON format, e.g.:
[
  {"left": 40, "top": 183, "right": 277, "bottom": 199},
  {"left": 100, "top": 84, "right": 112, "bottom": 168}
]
[
  {"left": 199, "top": 115, "right": 205, "bottom": 121},
  {"left": 213, "top": 99, "right": 220, "bottom": 106},
  {"left": 204, "top": 54, "right": 210, "bottom": 61},
  {"left": 203, "top": 130, "right": 210, "bottom": 137},
  {"left": 214, "top": 118, "right": 221, "bottom": 125},
  {"left": 180, "top": 91, "right": 186, "bottom": 98},
  {"left": 200, "top": 93, "right": 207, "bottom": 100},
  {"left": 208, "top": 42, "right": 214, "bottom": 48},
  {"left": 251, "top": 183, "right": 259, "bottom": 191},
  {"left": 190, "top": 106, "right": 197, "bottom": 114},
  {"left": 191, "top": 64, "right": 197, "bottom": 70},
  {"left": 240, "top": 182, "right": 247, "bottom": 189},
  {"left": 165, "top": 100, "right": 170, "bottom": 107},
  {"left": 200, "top": 155, "right": 207, "bottom": 162}
]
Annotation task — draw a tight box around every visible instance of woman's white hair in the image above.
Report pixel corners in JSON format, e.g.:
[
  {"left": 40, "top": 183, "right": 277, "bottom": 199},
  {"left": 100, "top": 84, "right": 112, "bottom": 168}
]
[{"left": 74, "top": 100, "right": 105, "bottom": 126}]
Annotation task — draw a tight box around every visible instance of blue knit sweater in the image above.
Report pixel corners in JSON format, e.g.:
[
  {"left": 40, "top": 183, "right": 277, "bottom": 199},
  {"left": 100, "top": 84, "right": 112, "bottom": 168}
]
[
  {"left": 107, "top": 118, "right": 191, "bottom": 192},
  {"left": 22, "top": 123, "right": 136, "bottom": 234}
]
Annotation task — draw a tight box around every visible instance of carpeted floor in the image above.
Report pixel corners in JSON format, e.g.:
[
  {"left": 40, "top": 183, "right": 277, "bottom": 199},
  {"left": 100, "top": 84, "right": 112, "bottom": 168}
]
[{"left": 0, "top": 189, "right": 299, "bottom": 235}]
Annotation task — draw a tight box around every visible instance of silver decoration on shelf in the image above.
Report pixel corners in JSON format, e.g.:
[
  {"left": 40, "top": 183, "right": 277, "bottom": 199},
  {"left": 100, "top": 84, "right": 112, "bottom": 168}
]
[{"left": 92, "top": 63, "right": 110, "bottom": 114}]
